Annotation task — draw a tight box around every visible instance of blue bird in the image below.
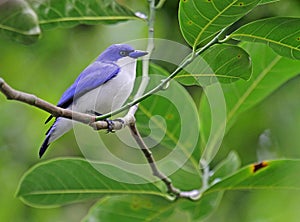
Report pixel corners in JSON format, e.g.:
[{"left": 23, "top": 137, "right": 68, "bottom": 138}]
[{"left": 39, "top": 44, "right": 148, "bottom": 157}]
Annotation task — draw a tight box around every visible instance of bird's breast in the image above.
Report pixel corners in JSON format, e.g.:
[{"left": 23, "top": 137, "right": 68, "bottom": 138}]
[{"left": 73, "top": 58, "right": 137, "bottom": 115}]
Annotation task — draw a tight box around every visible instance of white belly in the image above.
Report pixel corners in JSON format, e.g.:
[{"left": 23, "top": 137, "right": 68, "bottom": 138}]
[{"left": 72, "top": 57, "right": 137, "bottom": 115}]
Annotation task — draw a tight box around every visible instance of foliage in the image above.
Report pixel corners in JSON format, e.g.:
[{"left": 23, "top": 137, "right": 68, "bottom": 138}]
[
  {"left": 1, "top": 0, "right": 300, "bottom": 221},
  {"left": 0, "top": 0, "right": 138, "bottom": 44}
]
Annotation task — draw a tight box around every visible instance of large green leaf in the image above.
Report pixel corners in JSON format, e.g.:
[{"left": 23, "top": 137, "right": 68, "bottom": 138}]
[
  {"left": 28, "top": 0, "right": 139, "bottom": 29},
  {"left": 178, "top": 0, "right": 261, "bottom": 50},
  {"left": 82, "top": 152, "right": 240, "bottom": 222},
  {"left": 0, "top": 0, "right": 139, "bottom": 44},
  {"left": 230, "top": 17, "right": 300, "bottom": 59},
  {"left": 83, "top": 159, "right": 300, "bottom": 221},
  {"left": 259, "top": 0, "right": 279, "bottom": 4},
  {"left": 16, "top": 151, "right": 240, "bottom": 212},
  {"left": 199, "top": 42, "right": 300, "bottom": 146},
  {"left": 175, "top": 44, "right": 252, "bottom": 85},
  {"left": 208, "top": 159, "right": 300, "bottom": 192},
  {"left": 210, "top": 151, "right": 241, "bottom": 183},
  {"left": 16, "top": 158, "right": 163, "bottom": 207},
  {"left": 82, "top": 193, "right": 223, "bottom": 222},
  {"left": 0, "top": 0, "right": 40, "bottom": 44}
]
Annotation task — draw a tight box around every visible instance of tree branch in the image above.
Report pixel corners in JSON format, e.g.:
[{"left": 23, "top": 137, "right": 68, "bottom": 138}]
[
  {"left": 125, "top": 0, "right": 185, "bottom": 198},
  {"left": 123, "top": 0, "right": 202, "bottom": 199},
  {"left": 0, "top": 77, "right": 126, "bottom": 131}
]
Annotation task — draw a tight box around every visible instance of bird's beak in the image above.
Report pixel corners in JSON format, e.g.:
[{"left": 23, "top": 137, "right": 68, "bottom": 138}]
[{"left": 129, "top": 50, "right": 148, "bottom": 58}]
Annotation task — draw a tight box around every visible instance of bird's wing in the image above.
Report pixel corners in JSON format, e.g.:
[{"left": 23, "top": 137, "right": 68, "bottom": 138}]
[
  {"left": 58, "top": 61, "right": 120, "bottom": 108},
  {"left": 45, "top": 62, "right": 119, "bottom": 124}
]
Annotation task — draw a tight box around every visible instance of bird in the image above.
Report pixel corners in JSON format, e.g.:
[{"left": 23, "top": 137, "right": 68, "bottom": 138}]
[{"left": 39, "top": 44, "right": 148, "bottom": 158}]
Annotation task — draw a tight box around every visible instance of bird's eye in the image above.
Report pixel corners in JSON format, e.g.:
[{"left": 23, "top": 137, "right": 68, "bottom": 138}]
[{"left": 119, "top": 50, "right": 128, "bottom": 56}]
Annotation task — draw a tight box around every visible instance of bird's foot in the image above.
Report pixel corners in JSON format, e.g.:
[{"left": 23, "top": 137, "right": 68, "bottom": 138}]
[
  {"left": 105, "top": 119, "right": 115, "bottom": 133},
  {"left": 88, "top": 111, "right": 125, "bottom": 132},
  {"left": 105, "top": 118, "right": 125, "bottom": 133}
]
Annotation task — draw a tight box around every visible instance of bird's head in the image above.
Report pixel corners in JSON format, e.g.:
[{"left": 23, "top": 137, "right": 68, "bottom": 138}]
[{"left": 97, "top": 44, "right": 148, "bottom": 62}]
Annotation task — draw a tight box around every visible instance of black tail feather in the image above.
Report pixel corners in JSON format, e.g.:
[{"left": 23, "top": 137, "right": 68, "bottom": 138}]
[
  {"left": 40, "top": 119, "right": 57, "bottom": 158},
  {"left": 39, "top": 135, "right": 50, "bottom": 158},
  {"left": 45, "top": 121, "right": 55, "bottom": 135},
  {"left": 45, "top": 115, "right": 54, "bottom": 124}
]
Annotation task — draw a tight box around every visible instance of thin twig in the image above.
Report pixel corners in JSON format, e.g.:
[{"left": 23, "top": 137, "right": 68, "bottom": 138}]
[
  {"left": 125, "top": 0, "right": 184, "bottom": 197},
  {"left": 129, "top": 122, "right": 202, "bottom": 199},
  {"left": 125, "top": 0, "right": 206, "bottom": 199},
  {"left": 129, "top": 123, "right": 181, "bottom": 196},
  {"left": 155, "top": 0, "right": 167, "bottom": 9},
  {"left": 124, "top": 0, "right": 155, "bottom": 117},
  {"left": 199, "top": 159, "right": 210, "bottom": 193},
  {"left": 134, "top": 0, "right": 154, "bottom": 100}
]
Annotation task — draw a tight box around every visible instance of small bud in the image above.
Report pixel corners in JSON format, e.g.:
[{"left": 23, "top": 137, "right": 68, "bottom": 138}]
[
  {"left": 161, "top": 80, "right": 170, "bottom": 90},
  {"left": 135, "top": 12, "right": 147, "bottom": 20}
]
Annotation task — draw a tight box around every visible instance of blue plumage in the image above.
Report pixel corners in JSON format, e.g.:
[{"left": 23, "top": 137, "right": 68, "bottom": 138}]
[{"left": 57, "top": 62, "right": 120, "bottom": 108}]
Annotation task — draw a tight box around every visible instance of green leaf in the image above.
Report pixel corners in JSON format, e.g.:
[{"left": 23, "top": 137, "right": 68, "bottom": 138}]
[
  {"left": 82, "top": 193, "right": 223, "bottom": 222},
  {"left": 199, "top": 42, "right": 300, "bottom": 145},
  {"left": 207, "top": 159, "right": 300, "bottom": 192},
  {"left": 210, "top": 151, "right": 241, "bottom": 183},
  {"left": 28, "top": 0, "right": 139, "bottom": 29},
  {"left": 258, "top": 0, "right": 279, "bottom": 4},
  {"left": 0, "top": 0, "right": 40, "bottom": 44},
  {"left": 82, "top": 195, "right": 174, "bottom": 222},
  {"left": 225, "top": 42, "right": 300, "bottom": 128},
  {"left": 82, "top": 151, "right": 240, "bottom": 222},
  {"left": 178, "top": 0, "right": 261, "bottom": 49},
  {"left": 230, "top": 17, "right": 300, "bottom": 60},
  {"left": 82, "top": 159, "right": 300, "bottom": 221},
  {"left": 16, "top": 158, "right": 163, "bottom": 207},
  {"left": 175, "top": 44, "right": 252, "bottom": 85}
]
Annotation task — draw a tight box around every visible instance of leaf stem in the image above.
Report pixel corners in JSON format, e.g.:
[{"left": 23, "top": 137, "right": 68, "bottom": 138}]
[
  {"left": 155, "top": 0, "right": 167, "bottom": 9},
  {"left": 122, "top": 0, "right": 155, "bottom": 117},
  {"left": 133, "top": 0, "right": 155, "bottom": 100},
  {"left": 199, "top": 159, "right": 210, "bottom": 192}
]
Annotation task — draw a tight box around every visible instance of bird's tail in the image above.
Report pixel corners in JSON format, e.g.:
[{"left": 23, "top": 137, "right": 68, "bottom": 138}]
[
  {"left": 39, "top": 134, "right": 51, "bottom": 158},
  {"left": 39, "top": 118, "right": 73, "bottom": 158}
]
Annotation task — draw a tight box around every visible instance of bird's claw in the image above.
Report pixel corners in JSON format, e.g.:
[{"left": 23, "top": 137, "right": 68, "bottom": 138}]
[
  {"left": 89, "top": 111, "right": 114, "bottom": 132},
  {"left": 105, "top": 118, "right": 125, "bottom": 133},
  {"left": 105, "top": 119, "right": 115, "bottom": 133}
]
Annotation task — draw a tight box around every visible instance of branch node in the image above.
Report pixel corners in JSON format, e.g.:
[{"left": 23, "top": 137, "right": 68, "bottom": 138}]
[
  {"left": 123, "top": 112, "right": 136, "bottom": 126},
  {"left": 179, "top": 189, "right": 201, "bottom": 200},
  {"left": 26, "top": 94, "right": 38, "bottom": 104}
]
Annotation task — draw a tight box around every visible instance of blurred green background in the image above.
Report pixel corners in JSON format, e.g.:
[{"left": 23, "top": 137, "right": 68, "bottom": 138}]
[{"left": 1, "top": 0, "right": 300, "bottom": 221}]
